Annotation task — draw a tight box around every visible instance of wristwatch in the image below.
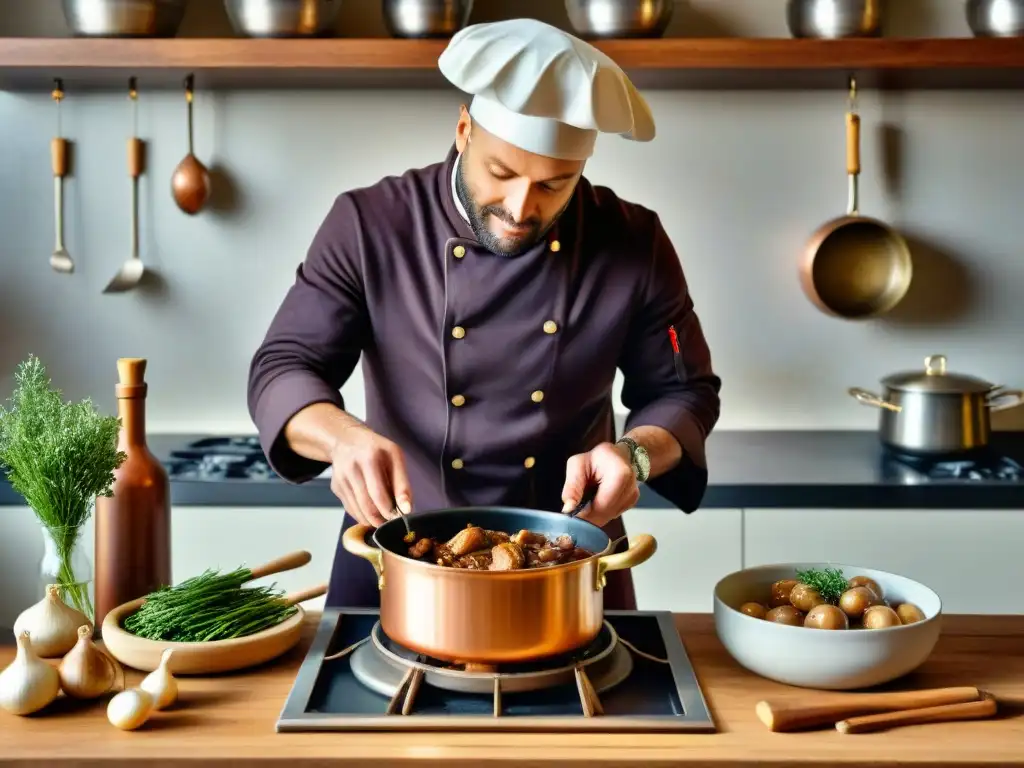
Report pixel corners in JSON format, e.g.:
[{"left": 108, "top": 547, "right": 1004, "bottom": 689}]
[{"left": 616, "top": 436, "right": 651, "bottom": 483}]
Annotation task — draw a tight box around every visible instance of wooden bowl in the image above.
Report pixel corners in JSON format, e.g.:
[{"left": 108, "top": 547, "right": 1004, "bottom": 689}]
[{"left": 100, "top": 591, "right": 317, "bottom": 675}]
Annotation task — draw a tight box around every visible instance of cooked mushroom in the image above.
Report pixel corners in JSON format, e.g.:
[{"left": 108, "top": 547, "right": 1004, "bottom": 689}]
[
  {"left": 447, "top": 527, "right": 488, "bottom": 556},
  {"left": 489, "top": 542, "right": 526, "bottom": 571}
]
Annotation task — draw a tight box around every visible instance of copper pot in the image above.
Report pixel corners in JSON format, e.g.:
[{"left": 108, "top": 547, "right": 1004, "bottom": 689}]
[
  {"left": 342, "top": 507, "right": 657, "bottom": 664},
  {"left": 799, "top": 77, "right": 912, "bottom": 319}
]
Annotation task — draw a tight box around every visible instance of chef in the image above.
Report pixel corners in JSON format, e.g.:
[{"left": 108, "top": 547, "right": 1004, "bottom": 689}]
[{"left": 247, "top": 18, "right": 721, "bottom": 610}]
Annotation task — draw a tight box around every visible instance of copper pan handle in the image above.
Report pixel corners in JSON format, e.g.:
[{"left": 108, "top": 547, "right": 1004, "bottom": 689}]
[
  {"left": 342, "top": 524, "right": 384, "bottom": 589},
  {"left": 848, "top": 387, "right": 901, "bottom": 413},
  {"left": 846, "top": 110, "right": 861, "bottom": 216},
  {"left": 595, "top": 534, "right": 656, "bottom": 590}
]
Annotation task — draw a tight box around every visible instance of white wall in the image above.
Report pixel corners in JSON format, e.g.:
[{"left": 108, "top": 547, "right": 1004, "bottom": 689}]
[{"left": 2, "top": 0, "right": 1024, "bottom": 626}]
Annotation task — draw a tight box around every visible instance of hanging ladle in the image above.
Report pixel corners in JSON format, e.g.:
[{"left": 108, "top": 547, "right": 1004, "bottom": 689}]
[
  {"left": 50, "top": 79, "right": 73, "bottom": 274},
  {"left": 104, "top": 78, "right": 145, "bottom": 294},
  {"left": 171, "top": 74, "right": 211, "bottom": 215}
]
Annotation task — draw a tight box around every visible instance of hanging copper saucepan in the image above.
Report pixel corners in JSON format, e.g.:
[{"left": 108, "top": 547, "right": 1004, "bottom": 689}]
[{"left": 799, "top": 77, "right": 913, "bottom": 319}]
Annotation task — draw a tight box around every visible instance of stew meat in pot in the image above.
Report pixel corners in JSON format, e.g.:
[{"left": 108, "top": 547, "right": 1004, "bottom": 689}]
[{"left": 406, "top": 524, "right": 595, "bottom": 571}]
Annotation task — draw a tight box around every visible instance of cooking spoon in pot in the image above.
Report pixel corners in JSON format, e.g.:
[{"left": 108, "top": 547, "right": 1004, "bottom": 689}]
[
  {"left": 171, "top": 74, "right": 211, "bottom": 215},
  {"left": 104, "top": 79, "right": 145, "bottom": 293}
]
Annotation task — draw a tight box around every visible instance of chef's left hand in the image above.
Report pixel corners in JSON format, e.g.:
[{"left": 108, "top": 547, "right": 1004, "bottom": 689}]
[{"left": 560, "top": 442, "right": 639, "bottom": 529}]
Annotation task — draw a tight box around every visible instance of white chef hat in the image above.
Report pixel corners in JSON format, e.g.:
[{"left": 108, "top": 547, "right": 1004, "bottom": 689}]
[{"left": 437, "top": 18, "right": 656, "bottom": 161}]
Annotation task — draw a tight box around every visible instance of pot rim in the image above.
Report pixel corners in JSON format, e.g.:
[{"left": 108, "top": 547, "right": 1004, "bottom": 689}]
[{"left": 370, "top": 505, "right": 616, "bottom": 577}]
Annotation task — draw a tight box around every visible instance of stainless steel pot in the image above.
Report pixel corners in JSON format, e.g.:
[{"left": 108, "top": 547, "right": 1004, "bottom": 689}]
[
  {"left": 342, "top": 506, "right": 656, "bottom": 664},
  {"left": 224, "top": 0, "right": 342, "bottom": 38},
  {"left": 61, "top": 0, "right": 187, "bottom": 37},
  {"left": 565, "top": 0, "right": 674, "bottom": 38},
  {"left": 966, "top": 0, "right": 1024, "bottom": 37},
  {"left": 786, "top": 0, "right": 883, "bottom": 38},
  {"left": 849, "top": 354, "right": 1024, "bottom": 454},
  {"left": 382, "top": 0, "right": 474, "bottom": 38}
]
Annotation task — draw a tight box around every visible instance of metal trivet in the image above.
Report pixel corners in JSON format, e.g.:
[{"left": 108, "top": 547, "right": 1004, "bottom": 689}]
[{"left": 345, "top": 621, "right": 635, "bottom": 717}]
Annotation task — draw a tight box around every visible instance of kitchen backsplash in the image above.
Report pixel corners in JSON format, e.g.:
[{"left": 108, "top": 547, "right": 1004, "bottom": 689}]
[{"left": 1, "top": 0, "right": 1022, "bottom": 433}]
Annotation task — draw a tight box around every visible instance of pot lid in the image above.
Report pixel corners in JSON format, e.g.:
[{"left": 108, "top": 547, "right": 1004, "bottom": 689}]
[{"left": 881, "top": 354, "right": 996, "bottom": 394}]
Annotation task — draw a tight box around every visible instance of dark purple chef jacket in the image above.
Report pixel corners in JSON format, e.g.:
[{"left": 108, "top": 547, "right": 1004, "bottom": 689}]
[{"left": 247, "top": 145, "right": 721, "bottom": 610}]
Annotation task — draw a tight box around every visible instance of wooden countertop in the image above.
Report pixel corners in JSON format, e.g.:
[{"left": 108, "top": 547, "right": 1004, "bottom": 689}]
[{"left": 1, "top": 613, "right": 1022, "bottom": 767}]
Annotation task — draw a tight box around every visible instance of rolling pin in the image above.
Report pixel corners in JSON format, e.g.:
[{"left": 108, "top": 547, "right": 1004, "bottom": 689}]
[
  {"left": 836, "top": 694, "right": 998, "bottom": 734},
  {"left": 756, "top": 686, "right": 983, "bottom": 732}
]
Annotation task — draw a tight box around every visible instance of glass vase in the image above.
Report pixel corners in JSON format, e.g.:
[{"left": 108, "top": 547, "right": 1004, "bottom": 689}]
[{"left": 39, "top": 523, "right": 94, "bottom": 623}]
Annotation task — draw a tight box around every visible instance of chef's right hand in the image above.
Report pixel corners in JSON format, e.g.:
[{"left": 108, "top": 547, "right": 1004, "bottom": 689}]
[{"left": 329, "top": 424, "right": 413, "bottom": 528}]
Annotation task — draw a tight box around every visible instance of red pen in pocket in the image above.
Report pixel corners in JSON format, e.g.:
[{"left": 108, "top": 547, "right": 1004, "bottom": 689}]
[{"left": 668, "top": 325, "right": 686, "bottom": 382}]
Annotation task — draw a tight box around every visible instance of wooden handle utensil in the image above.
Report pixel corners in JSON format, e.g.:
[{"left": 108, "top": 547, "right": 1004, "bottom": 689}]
[
  {"left": 756, "top": 686, "right": 983, "bottom": 732},
  {"left": 247, "top": 550, "right": 313, "bottom": 581},
  {"left": 282, "top": 583, "right": 327, "bottom": 607},
  {"left": 837, "top": 694, "right": 998, "bottom": 734}
]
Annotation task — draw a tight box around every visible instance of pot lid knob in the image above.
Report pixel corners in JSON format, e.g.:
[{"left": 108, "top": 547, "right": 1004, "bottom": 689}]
[{"left": 924, "top": 355, "right": 947, "bottom": 376}]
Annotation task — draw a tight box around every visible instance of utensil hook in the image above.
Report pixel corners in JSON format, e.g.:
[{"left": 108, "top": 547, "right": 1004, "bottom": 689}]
[
  {"left": 52, "top": 78, "right": 64, "bottom": 137},
  {"left": 129, "top": 76, "right": 138, "bottom": 135},
  {"left": 183, "top": 74, "right": 195, "bottom": 156}
]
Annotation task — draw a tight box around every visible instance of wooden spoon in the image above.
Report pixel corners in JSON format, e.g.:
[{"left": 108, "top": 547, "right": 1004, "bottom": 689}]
[
  {"left": 836, "top": 693, "right": 998, "bottom": 734},
  {"left": 755, "top": 686, "right": 983, "bottom": 732},
  {"left": 171, "top": 74, "right": 211, "bottom": 215}
]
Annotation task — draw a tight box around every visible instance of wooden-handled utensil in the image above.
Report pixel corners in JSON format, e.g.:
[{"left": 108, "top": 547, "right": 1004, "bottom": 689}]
[
  {"left": 756, "top": 686, "right": 984, "bottom": 732},
  {"left": 104, "top": 79, "right": 146, "bottom": 294},
  {"left": 50, "top": 79, "right": 73, "bottom": 274},
  {"left": 836, "top": 693, "right": 998, "bottom": 734},
  {"left": 247, "top": 549, "right": 313, "bottom": 581}
]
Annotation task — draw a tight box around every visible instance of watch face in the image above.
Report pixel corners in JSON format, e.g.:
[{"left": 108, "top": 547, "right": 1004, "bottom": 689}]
[{"left": 635, "top": 446, "right": 651, "bottom": 480}]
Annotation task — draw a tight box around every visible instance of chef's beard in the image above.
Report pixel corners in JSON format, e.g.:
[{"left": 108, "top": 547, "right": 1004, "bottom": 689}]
[{"left": 455, "top": 155, "right": 561, "bottom": 257}]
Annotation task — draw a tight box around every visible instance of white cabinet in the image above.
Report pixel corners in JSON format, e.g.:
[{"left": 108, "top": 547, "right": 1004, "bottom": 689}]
[
  {"left": 624, "top": 507, "right": 742, "bottom": 613},
  {"left": 742, "top": 508, "right": 1024, "bottom": 614}
]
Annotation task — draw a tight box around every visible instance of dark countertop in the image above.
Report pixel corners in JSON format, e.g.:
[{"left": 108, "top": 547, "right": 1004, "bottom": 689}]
[{"left": 2, "top": 430, "right": 1024, "bottom": 511}]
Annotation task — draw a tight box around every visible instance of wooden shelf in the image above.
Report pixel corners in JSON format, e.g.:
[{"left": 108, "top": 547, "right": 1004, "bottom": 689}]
[{"left": 1, "top": 37, "right": 1024, "bottom": 91}]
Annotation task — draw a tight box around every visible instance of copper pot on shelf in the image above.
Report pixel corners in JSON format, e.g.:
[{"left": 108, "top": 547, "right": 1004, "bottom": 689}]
[{"left": 342, "top": 507, "right": 656, "bottom": 664}]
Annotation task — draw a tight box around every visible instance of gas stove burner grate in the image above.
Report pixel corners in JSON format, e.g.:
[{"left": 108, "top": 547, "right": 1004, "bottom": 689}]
[
  {"left": 883, "top": 448, "right": 1023, "bottom": 482},
  {"left": 343, "top": 621, "right": 638, "bottom": 716}
]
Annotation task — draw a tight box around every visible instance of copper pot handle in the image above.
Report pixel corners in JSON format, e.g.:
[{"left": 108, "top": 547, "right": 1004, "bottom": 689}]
[
  {"left": 595, "top": 534, "right": 657, "bottom": 590},
  {"left": 848, "top": 387, "right": 902, "bottom": 413},
  {"left": 986, "top": 388, "right": 1024, "bottom": 413},
  {"left": 342, "top": 524, "right": 384, "bottom": 589}
]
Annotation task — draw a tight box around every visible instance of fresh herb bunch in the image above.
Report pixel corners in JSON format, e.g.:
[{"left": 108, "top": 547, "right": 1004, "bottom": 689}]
[
  {"left": 796, "top": 566, "right": 848, "bottom": 605},
  {"left": 124, "top": 566, "right": 297, "bottom": 642},
  {"left": 0, "top": 355, "right": 126, "bottom": 619}
]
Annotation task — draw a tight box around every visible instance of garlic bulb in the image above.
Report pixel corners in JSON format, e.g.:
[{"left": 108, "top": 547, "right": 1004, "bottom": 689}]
[
  {"left": 107, "top": 688, "right": 154, "bottom": 731},
  {"left": 0, "top": 631, "right": 61, "bottom": 715},
  {"left": 13, "top": 584, "right": 92, "bottom": 658},
  {"left": 58, "top": 625, "right": 121, "bottom": 699},
  {"left": 139, "top": 649, "right": 178, "bottom": 710}
]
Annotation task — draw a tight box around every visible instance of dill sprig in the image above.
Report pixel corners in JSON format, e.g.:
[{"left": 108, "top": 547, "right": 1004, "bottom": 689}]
[
  {"left": 123, "top": 566, "right": 297, "bottom": 642},
  {"left": 796, "top": 566, "right": 848, "bottom": 605},
  {"left": 0, "top": 355, "right": 126, "bottom": 619}
]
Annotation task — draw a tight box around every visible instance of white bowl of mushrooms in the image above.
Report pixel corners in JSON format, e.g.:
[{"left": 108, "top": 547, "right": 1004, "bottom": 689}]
[{"left": 713, "top": 563, "right": 942, "bottom": 691}]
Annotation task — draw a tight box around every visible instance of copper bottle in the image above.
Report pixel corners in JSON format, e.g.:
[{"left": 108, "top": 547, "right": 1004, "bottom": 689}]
[{"left": 94, "top": 358, "right": 172, "bottom": 631}]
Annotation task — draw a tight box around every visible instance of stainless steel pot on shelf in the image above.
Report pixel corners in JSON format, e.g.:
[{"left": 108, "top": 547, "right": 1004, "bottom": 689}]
[
  {"left": 785, "top": 0, "right": 883, "bottom": 38},
  {"left": 381, "top": 0, "right": 474, "bottom": 38},
  {"left": 61, "top": 0, "right": 187, "bottom": 37},
  {"left": 849, "top": 354, "right": 1024, "bottom": 455},
  {"left": 966, "top": 0, "right": 1024, "bottom": 37},
  {"left": 564, "top": 0, "right": 674, "bottom": 38},
  {"left": 224, "top": 0, "right": 343, "bottom": 38}
]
